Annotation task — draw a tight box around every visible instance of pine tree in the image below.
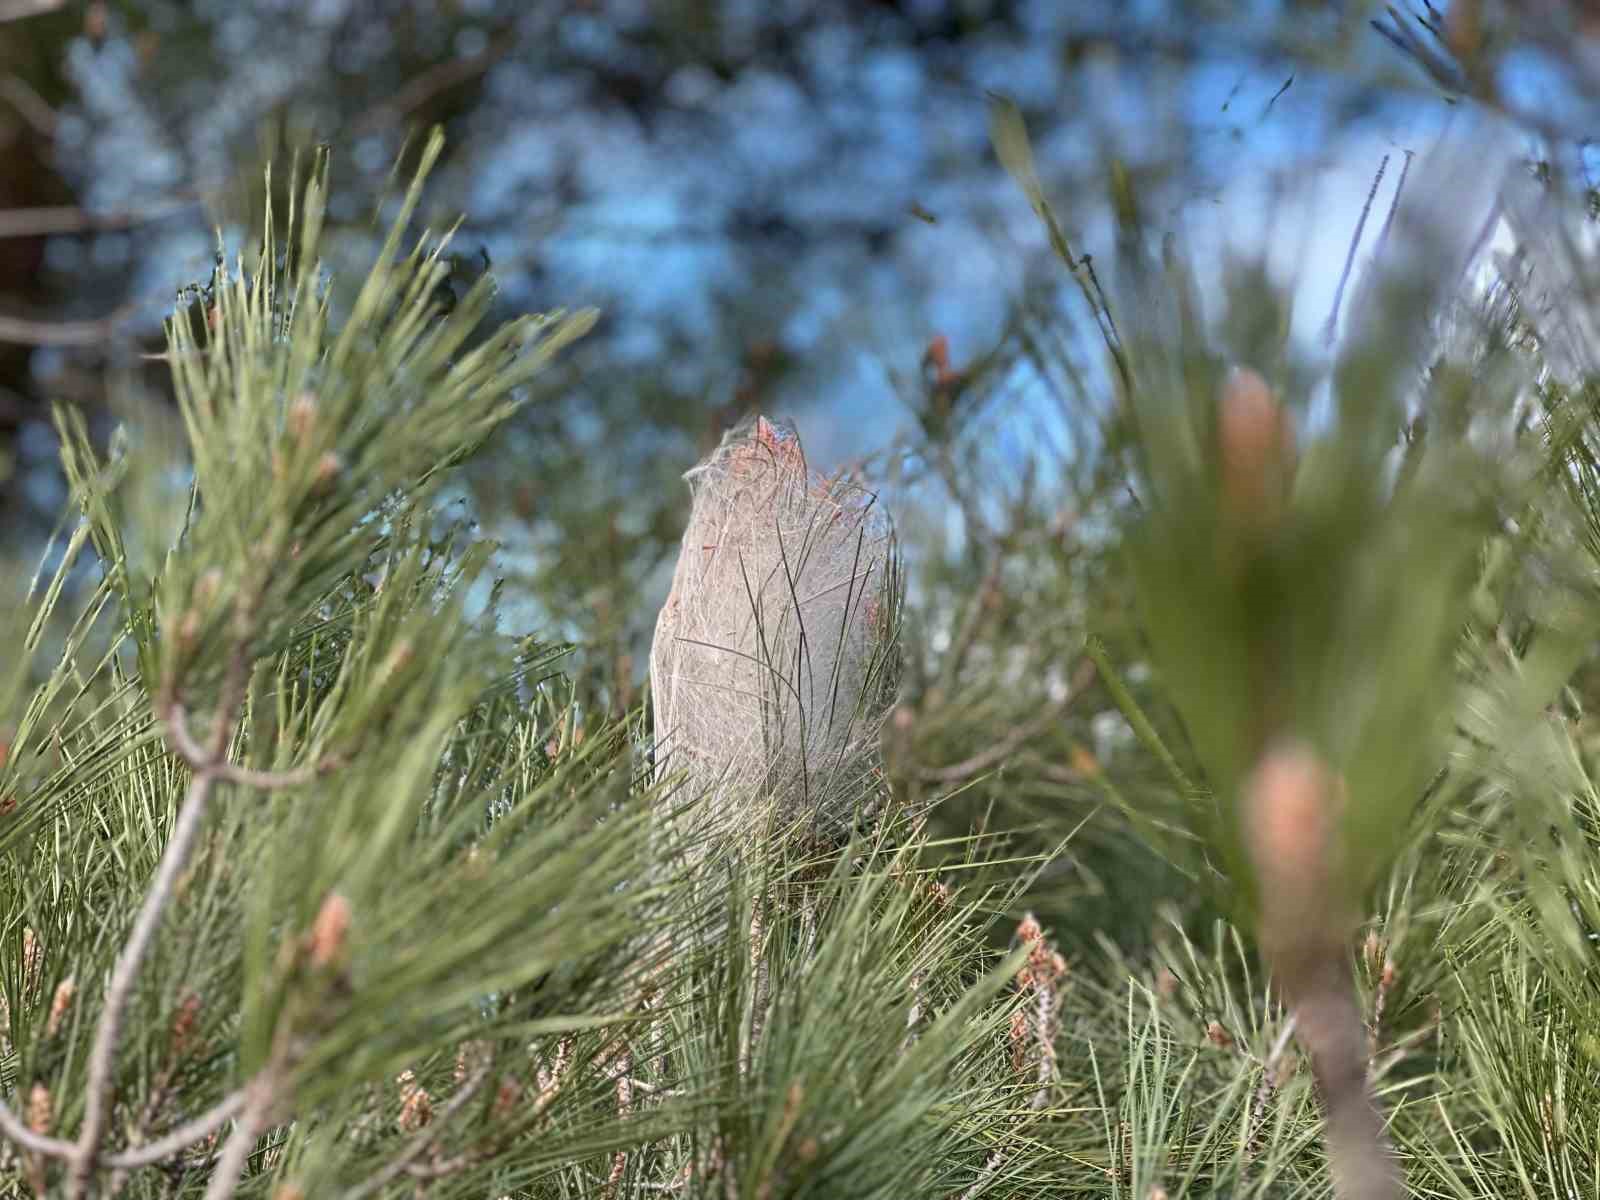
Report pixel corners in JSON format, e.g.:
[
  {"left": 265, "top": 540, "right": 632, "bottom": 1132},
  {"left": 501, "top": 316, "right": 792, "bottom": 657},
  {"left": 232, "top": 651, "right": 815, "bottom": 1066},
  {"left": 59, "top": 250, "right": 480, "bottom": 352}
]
[
  {"left": 11, "top": 83, "right": 1600, "bottom": 1200},
  {"left": 0, "top": 134, "right": 1063, "bottom": 1200}
]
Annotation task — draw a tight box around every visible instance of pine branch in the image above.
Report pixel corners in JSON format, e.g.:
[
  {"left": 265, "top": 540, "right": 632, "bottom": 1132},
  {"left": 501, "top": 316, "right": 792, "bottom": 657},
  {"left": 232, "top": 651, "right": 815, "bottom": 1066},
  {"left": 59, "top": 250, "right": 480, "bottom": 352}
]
[{"left": 65, "top": 638, "right": 255, "bottom": 1199}]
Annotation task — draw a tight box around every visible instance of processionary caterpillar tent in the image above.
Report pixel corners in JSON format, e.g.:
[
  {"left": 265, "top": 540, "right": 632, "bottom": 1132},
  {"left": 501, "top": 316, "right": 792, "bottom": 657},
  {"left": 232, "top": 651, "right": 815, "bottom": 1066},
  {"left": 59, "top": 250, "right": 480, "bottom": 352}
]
[{"left": 649, "top": 415, "right": 901, "bottom": 856}]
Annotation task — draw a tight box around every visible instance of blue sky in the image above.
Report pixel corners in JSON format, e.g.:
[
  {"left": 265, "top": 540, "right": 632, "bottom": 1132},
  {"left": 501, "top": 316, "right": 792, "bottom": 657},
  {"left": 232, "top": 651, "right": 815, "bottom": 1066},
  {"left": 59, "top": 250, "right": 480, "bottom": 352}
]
[{"left": 20, "top": 2, "right": 1566, "bottom": 578}]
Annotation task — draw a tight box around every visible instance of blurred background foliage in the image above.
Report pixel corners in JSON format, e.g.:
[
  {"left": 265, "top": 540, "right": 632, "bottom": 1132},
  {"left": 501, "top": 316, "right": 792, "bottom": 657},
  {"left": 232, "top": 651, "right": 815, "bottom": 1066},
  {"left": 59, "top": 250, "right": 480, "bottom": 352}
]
[{"left": 7, "top": 0, "right": 1600, "bottom": 974}]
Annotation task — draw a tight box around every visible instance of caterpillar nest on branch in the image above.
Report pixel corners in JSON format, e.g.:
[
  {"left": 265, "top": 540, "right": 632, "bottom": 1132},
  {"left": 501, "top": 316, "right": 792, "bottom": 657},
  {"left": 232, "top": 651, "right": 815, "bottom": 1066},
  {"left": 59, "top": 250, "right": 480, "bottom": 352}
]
[{"left": 649, "top": 415, "right": 901, "bottom": 858}]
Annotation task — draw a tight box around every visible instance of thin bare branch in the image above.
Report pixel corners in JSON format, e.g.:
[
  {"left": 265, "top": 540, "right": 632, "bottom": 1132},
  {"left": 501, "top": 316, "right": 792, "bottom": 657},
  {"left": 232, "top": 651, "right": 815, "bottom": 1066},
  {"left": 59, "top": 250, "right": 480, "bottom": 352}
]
[
  {"left": 1294, "top": 960, "right": 1404, "bottom": 1200},
  {"left": 67, "top": 632, "right": 258, "bottom": 1198},
  {"left": 161, "top": 702, "right": 212, "bottom": 769},
  {"left": 102, "top": 1090, "right": 247, "bottom": 1169},
  {"left": 0, "top": 1096, "right": 74, "bottom": 1159},
  {"left": 919, "top": 658, "right": 1095, "bottom": 784},
  {"left": 163, "top": 704, "right": 322, "bottom": 789},
  {"left": 197, "top": 1077, "right": 276, "bottom": 1200},
  {"left": 0, "top": 305, "right": 141, "bottom": 348},
  {"left": 0, "top": 199, "right": 194, "bottom": 241},
  {"left": 954, "top": 1150, "right": 1004, "bottom": 1200},
  {"left": 0, "top": 75, "right": 58, "bottom": 138},
  {"left": 63, "top": 767, "right": 219, "bottom": 1198},
  {"left": 348, "top": 39, "right": 513, "bottom": 136},
  {"left": 0, "top": 0, "right": 65, "bottom": 20}
]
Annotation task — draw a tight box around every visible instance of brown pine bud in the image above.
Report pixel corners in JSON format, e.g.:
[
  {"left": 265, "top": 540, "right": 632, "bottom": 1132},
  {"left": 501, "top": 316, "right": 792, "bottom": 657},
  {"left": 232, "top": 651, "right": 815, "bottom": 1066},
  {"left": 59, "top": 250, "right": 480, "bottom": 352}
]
[
  {"left": 192, "top": 567, "right": 223, "bottom": 609},
  {"left": 309, "top": 892, "right": 351, "bottom": 968},
  {"left": 396, "top": 1070, "right": 432, "bottom": 1131},
  {"left": 1242, "top": 742, "right": 1348, "bottom": 949},
  {"left": 176, "top": 607, "right": 203, "bottom": 651},
  {"left": 46, "top": 978, "right": 74, "bottom": 1037},
  {"left": 1217, "top": 366, "right": 1296, "bottom": 535},
  {"left": 170, "top": 990, "right": 203, "bottom": 1057},
  {"left": 21, "top": 927, "right": 40, "bottom": 993},
  {"left": 493, "top": 1077, "right": 520, "bottom": 1120},
  {"left": 1206, "top": 1020, "right": 1233, "bottom": 1049},
  {"left": 312, "top": 450, "right": 342, "bottom": 494},
  {"left": 1008, "top": 1008, "right": 1029, "bottom": 1072},
  {"left": 286, "top": 392, "right": 318, "bottom": 442},
  {"left": 378, "top": 640, "right": 414, "bottom": 687}
]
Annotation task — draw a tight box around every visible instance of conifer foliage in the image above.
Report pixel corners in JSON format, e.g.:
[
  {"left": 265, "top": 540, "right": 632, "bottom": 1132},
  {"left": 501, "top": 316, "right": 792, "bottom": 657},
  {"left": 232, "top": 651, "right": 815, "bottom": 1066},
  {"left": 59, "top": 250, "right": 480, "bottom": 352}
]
[
  {"left": 0, "top": 134, "right": 1060, "bottom": 1199},
  {"left": 10, "top": 87, "right": 1600, "bottom": 1200}
]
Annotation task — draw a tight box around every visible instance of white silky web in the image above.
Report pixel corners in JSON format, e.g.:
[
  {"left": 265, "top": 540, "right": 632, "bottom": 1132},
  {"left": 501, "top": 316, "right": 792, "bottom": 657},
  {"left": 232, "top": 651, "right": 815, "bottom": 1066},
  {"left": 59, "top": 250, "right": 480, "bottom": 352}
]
[{"left": 649, "top": 415, "right": 901, "bottom": 857}]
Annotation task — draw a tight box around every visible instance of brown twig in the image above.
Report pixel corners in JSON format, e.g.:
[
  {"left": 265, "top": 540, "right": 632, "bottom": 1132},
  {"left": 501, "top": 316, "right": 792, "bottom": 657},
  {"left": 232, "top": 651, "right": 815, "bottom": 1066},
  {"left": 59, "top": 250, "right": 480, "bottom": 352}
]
[
  {"left": 954, "top": 1150, "right": 1004, "bottom": 1200},
  {"left": 600, "top": 1048, "right": 634, "bottom": 1199},
  {"left": 163, "top": 704, "right": 323, "bottom": 790},
  {"left": 1244, "top": 748, "right": 1403, "bottom": 1200},
  {"left": 533, "top": 1035, "right": 574, "bottom": 1119},
  {"left": 0, "top": 305, "right": 141, "bottom": 348},
  {"left": 0, "top": 0, "right": 65, "bottom": 20},
  {"left": 1289, "top": 956, "right": 1403, "bottom": 1200},
  {"left": 198, "top": 1072, "right": 278, "bottom": 1200},
  {"left": 0, "top": 75, "right": 58, "bottom": 139},
  {"left": 740, "top": 904, "right": 769, "bottom": 1080},
  {"left": 64, "top": 767, "right": 222, "bottom": 1197},
  {"left": 65, "top": 633, "right": 258, "bottom": 1198},
  {"left": 347, "top": 39, "right": 514, "bottom": 136},
  {"left": 918, "top": 658, "right": 1096, "bottom": 784},
  {"left": 0, "top": 199, "right": 194, "bottom": 241},
  {"left": 0, "top": 1098, "right": 73, "bottom": 1159},
  {"left": 103, "top": 1090, "right": 247, "bottom": 1170}
]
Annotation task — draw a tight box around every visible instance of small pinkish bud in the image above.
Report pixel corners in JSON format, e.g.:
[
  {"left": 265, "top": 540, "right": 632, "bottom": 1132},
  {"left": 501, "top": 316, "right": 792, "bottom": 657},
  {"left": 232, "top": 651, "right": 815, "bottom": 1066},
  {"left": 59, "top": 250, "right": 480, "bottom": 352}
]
[
  {"left": 312, "top": 450, "right": 342, "bottom": 494},
  {"left": 170, "top": 990, "right": 202, "bottom": 1056},
  {"left": 1243, "top": 743, "right": 1346, "bottom": 946},
  {"left": 1217, "top": 366, "right": 1295, "bottom": 534},
  {"left": 176, "top": 607, "right": 202, "bottom": 651},
  {"left": 46, "top": 977, "right": 74, "bottom": 1037},
  {"left": 309, "top": 892, "right": 351, "bottom": 968},
  {"left": 192, "top": 567, "right": 223, "bottom": 609},
  {"left": 286, "top": 392, "right": 318, "bottom": 442}
]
